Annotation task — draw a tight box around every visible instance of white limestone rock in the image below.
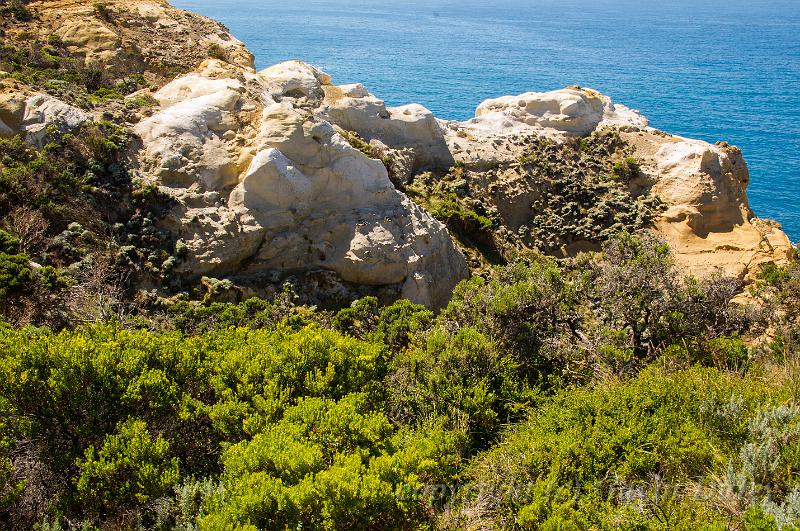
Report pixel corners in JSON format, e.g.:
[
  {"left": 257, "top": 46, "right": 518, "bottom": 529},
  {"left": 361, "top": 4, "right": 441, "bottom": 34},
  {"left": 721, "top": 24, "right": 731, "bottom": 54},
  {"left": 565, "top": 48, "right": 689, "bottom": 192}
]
[
  {"left": 464, "top": 87, "right": 647, "bottom": 138},
  {"left": 135, "top": 60, "right": 468, "bottom": 308},
  {"left": 259, "top": 60, "right": 331, "bottom": 102},
  {"left": 20, "top": 94, "right": 89, "bottom": 147},
  {"left": 320, "top": 85, "right": 453, "bottom": 169},
  {"left": 652, "top": 139, "right": 750, "bottom": 234},
  {"left": 134, "top": 63, "right": 247, "bottom": 189}
]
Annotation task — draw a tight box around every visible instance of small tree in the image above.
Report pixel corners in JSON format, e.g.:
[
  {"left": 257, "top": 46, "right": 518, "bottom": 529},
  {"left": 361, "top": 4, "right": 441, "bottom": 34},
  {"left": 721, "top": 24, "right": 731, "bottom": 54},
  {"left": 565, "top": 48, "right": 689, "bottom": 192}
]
[{"left": 591, "top": 231, "right": 678, "bottom": 363}]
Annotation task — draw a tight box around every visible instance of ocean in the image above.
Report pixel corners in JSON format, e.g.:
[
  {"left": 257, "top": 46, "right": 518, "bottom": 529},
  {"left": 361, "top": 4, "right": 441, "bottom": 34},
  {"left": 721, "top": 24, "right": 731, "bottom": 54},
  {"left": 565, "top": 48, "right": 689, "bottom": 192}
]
[{"left": 173, "top": 0, "right": 800, "bottom": 243}]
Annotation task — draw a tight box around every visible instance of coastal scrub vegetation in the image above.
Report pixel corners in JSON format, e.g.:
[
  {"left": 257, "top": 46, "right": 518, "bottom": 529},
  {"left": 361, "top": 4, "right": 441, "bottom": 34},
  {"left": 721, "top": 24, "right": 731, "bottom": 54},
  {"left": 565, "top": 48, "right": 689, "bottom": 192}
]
[
  {"left": 1, "top": 233, "right": 799, "bottom": 530},
  {"left": 0, "top": 5, "right": 798, "bottom": 529},
  {"left": 404, "top": 130, "right": 664, "bottom": 270}
]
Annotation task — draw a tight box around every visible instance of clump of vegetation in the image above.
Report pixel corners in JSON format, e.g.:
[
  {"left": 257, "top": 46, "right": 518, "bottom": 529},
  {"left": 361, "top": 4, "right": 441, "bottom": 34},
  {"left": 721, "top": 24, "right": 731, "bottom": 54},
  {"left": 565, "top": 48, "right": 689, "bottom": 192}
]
[
  {"left": 431, "top": 194, "right": 500, "bottom": 261},
  {"left": 0, "top": 27, "right": 146, "bottom": 108},
  {"left": 1, "top": 0, "right": 33, "bottom": 22},
  {"left": 406, "top": 130, "right": 662, "bottom": 263},
  {"left": 0, "top": 122, "right": 178, "bottom": 327},
  {"left": 522, "top": 132, "right": 661, "bottom": 253},
  {"left": 611, "top": 156, "right": 642, "bottom": 181},
  {"left": 0, "top": 41, "right": 106, "bottom": 107},
  {"left": 432, "top": 194, "right": 493, "bottom": 233},
  {"left": 0, "top": 233, "right": 796, "bottom": 530},
  {"left": 206, "top": 42, "right": 227, "bottom": 61},
  {"left": 340, "top": 129, "right": 379, "bottom": 158},
  {"left": 93, "top": 2, "right": 113, "bottom": 22},
  {"left": 124, "top": 93, "right": 158, "bottom": 111},
  {"left": 0, "top": 230, "right": 33, "bottom": 302}
]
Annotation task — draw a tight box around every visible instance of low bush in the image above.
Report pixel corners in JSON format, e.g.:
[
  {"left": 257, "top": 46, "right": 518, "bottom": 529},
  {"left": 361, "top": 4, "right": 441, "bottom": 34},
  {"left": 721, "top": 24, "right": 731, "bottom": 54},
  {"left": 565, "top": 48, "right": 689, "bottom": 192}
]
[{"left": 457, "top": 366, "right": 788, "bottom": 529}]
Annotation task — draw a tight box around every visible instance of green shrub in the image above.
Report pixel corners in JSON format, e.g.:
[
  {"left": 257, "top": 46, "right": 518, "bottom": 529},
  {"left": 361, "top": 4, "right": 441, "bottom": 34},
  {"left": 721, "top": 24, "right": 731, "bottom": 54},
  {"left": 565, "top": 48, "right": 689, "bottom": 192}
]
[
  {"left": 760, "top": 262, "right": 793, "bottom": 287},
  {"left": 5, "top": 0, "right": 32, "bottom": 22},
  {"left": 432, "top": 194, "right": 492, "bottom": 233},
  {"left": 610, "top": 157, "right": 641, "bottom": 181},
  {"left": 77, "top": 418, "right": 180, "bottom": 515},
  {"left": 459, "top": 366, "right": 783, "bottom": 529},
  {"left": 93, "top": 2, "right": 112, "bottom": 21},
  {"left": 206, "top": 43, "right": 227, "bottom": 61},
  {"left": 0, "top": 250, "right": 32, "bottom": 300},
  {"left": 0, "top": 230, "right": 20, "bottom": 255},
  {"left": 388, "top": 325, "right": 535, "bottom": 452},
  {"left": 440, "top": 255, "right": 587, "bottom": 386},
  {"left": 340, "top": 130, "right": 378, "bottom": 158},
  {"left": 0, "top": 323, "right": 407, "bottom": 527},
  {"left": 334, "top": 297, "right": 433, "bottom": 352}
]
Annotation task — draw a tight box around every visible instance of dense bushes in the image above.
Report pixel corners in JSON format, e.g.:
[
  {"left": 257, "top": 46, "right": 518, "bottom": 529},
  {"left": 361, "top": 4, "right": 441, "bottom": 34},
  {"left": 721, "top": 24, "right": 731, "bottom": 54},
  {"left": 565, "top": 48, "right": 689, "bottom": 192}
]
[
  {"left": 452, "top": 366, "right": 786, "bottom": 529},
  {"left": 0, "top": 233, "right": 798, "bottom": 530},
  {"left": 0, "top": 123, "right": 181, "bottom": 326},
  {"left": 0, "top": 29, "right": 147, "bottom": 107}
]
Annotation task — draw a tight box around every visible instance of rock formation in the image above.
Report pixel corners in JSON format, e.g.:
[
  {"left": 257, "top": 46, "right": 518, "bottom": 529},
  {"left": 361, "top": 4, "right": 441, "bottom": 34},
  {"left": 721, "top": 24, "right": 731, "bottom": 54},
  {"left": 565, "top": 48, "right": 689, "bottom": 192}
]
[
  {"left": 0, "top": 0, "right": 792, "bottom": 309},
  {"left": 134, "top": 59, "right": 468, "bottom": 308},
  {"left": 440, "top": 88, "right": 792, "bottom": 280}
]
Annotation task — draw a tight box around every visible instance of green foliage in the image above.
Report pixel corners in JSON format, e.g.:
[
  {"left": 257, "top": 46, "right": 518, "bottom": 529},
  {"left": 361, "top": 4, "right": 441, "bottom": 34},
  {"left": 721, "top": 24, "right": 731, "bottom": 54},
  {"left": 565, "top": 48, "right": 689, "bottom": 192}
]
[
  {"left": 0, "top": 123, "right": 127, "bottom": 227},
  {"left": 517, "top": 131, "right": 660, "bottom": 253},
  {"left": 334, "top": 297, "right": 433, "bottom": 352},
  {"left": 590, "top": 232, "right": 752, "bottom": 368},
  {"left": 0, "top": 121, "right": 183, "bottom": 326},
  {"left": 0, "top": 232, "right": 794, "bottom": 529},
  {"left": 430, "top": 194, "right": 498, "bottom": 258},
  {"left": 164, "top": 294, "right": 295, "bottom": 334},
  {"left": 610, "top": 156, "right": 642, "bottom": 181},
  {"left": 432, "top": 193, "right": 493, "bottom": 232},
  {"left": 203, "top": 393, "right": 426, "bottom": 530},
  {"left": 760, "top": 262, "right": 792, "bottom": 286},
  {"left": 340, "top": 130, "right": 378, "bottom": 158},
  {"left": 93, "top": 2, "right": 112, "bottom": 21},
  {"left": 388, "top": 325, "right": 535, "bottom": 451},
  {"left": 460, "top": 366, "right": 783, "bottom": 529},
  {"left": 124, "top": 93, "right": 159, "bottom": 110},
  {"left": 77, "top": 418, "right": 180, "bottom": 514},
  {"left": 0, "top": 39, "right": 110, "bottom": 105},
  {"left": 206, "top": 43, "right": 226, "bottom": 61},
  {"left": 2, "top": 0, "right": 32, "bottom": 22},
  {"left": 441, "top": 254, "right": 587, "bottom": 385},
  {"left": 0, "top": 251, "right": 32, "bottom": 300},
  {"left": 0, "top": 229, "right": 20, "bottom": 254},
  {"left": 0, "top": 323, "right": 419, "bottom": 528}
]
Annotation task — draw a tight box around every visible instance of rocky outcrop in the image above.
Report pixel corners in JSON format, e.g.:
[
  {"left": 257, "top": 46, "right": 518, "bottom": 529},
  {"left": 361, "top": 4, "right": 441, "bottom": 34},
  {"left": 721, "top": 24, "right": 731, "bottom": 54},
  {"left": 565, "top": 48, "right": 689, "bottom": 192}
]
[
  {"left": 134, "top": 60, "right": 468, "bottom": 308},
  {"left": 466, "top": 87, "right": 647, "bottom": 138},
  {"left": 1, "top": 1, "right": 791, "bottom": 307},
  {"left": 621, "top": 129, "right": 792, "bottom": 280},
  {"left": 441, "top": 89, "right": 792, "bottom": 280},
  {"left": 20, "top": 0, "right": 253, "bottom": 82},
  {"left": 320, "top": 85, "right": 454, "bottom": 170},
  {"left": 0, "top": 90, "right": 89, "bottom": 145}
]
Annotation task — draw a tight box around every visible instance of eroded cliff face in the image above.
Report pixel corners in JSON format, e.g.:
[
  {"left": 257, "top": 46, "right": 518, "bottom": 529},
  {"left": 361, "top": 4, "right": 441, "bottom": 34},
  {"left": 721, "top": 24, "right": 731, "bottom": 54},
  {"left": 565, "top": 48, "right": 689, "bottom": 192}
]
[
  {"left": 0, "top": 0, "right": 792, "bottom": 309},
  {"left": 439, "top": 88, "right": 792, "bottom": 280},
  {"left": 133, "top": 59, "right": 468, "bottom": 308}
]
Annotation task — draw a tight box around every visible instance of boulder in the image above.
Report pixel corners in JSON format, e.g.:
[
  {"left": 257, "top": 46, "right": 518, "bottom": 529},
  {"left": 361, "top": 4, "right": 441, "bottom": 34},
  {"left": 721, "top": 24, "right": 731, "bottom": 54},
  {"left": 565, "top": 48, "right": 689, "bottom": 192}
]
[
  {"left": 135, "top": 60, "right": 468, "bottom": 308},
  {"left": 320, "top": 85, "right": 454, "bottom": 170},
  {"left": 134, "top": 62, "right": 248, "bottom": 189},
  {"left": 652, "top": 139, "right": 750, "bottom": 234},
  {"left": 54, "top": 18, "right": 121, "bottom": 68},
  {"left": 259, "top": 60, "right": 331, "bottom": 102},
  {"left": 0, "top": 92, "right": 26, "bottom": 138},
  {"left": 465, "top": 87, "right": 648, "bottom": 138},
  {"left": 9, "top": 94, "right": 90, "bottom": 147}
]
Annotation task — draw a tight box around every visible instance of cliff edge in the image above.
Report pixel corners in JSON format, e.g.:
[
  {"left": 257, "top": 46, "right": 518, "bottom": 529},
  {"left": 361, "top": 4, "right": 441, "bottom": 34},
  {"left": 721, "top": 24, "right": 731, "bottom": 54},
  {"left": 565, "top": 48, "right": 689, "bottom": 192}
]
[{"left": 0, "top": 0, "right": 792, "bottom": 311}]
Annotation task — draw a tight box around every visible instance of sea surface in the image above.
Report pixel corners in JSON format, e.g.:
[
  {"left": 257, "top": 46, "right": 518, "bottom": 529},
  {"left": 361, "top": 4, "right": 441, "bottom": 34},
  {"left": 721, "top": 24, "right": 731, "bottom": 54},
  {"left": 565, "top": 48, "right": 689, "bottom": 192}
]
[{"left": 174, "top": 0, "right": 800, "bottom": 242}]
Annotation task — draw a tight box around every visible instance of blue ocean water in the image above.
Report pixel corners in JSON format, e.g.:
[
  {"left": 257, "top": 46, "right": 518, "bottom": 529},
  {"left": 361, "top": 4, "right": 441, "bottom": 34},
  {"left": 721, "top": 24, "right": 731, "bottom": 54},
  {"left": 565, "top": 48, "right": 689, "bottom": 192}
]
[{"left": 174, "top": 0, "right": 800, "bottom": 242}]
